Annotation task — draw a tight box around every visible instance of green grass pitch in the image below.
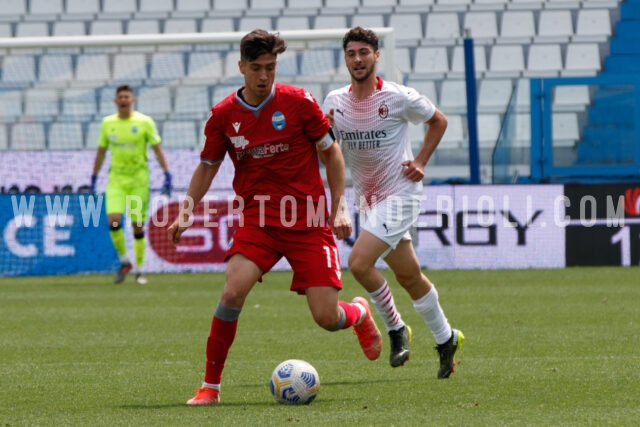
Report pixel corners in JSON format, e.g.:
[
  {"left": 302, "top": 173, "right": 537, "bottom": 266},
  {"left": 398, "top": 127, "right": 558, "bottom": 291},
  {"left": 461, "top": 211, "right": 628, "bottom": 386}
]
[{"left": 1, "top": 267, "right": 639, "bottom": 426}]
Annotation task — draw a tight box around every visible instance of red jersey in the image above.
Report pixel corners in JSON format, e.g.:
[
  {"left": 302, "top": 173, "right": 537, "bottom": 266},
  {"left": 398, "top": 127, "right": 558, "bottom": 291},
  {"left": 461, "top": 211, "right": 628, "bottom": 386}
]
[{"left": 201, "top": 83, "right": 331, "bottom": 229}]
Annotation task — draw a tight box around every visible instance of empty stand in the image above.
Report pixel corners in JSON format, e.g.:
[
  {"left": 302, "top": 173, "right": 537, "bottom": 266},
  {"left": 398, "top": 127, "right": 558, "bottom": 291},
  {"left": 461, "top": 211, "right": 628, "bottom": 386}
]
[
  {"left": 61, "top": 88, "right": 98, "bottom": 121},
  {"left": 0, "top": 124, "right": 7, "bottom": 150},
  {"left": 413, "top": 46, "right": 449, "bottom": 78},
  {"left": 553, "top": 85, "right": 591, "bottom": 111},
  {"left": 11, "top": 123, "right": 46, "bottom": 151},
  {"left": 1, "top": 56, "right": 36, "bottom": 86},
  {"left": 524, "top": 44, "right": 563, "bottom": 77},
  {"left": 186, "top": 52, "right": 224, "bottom": 83},
  {"left": 75, "top": 54, "right": 111, "bottom": 85},
  {"left": 39, "top": 55, "right": 74, "bottom": 86},
  {"left": 149, "top": 52, "right": 186, "bottom": 82},
  {"left": 563, "top": 43, "right": 601, "bottom": 76},
  {"left": 439, "top": 80, "right": 467, "bottom": 114},
  {"left": 478, "top": 79, "right": 513, "bottom": 113},
  {"left": 162, "top": 120, "right": 199, "bottom": 149},
  {"left": 29, "top": 0, "right": 63, "bottom": 15},
  {"left": 500, "top": 11, "right": 536, "bottom": 42},
  {"left": 463, "top": 12, "right": 498, "bottom": 42},
  {"left": 66, "top": 0, "right": 99, "bottom": 14},
  {"left": 174, "top": 86, "right": 210, "bottom": 120},
  {"left": 112, "top": 53, "right": 148, "bottom": 83},
  {"left": 537, "top": 10, "right": 574, "bottom": 42},
  {"left": 48, "top": 122, "right": 84, "bottom": 150},
  {"left": 0, "top": 91, "right": 22, "bottom": 123},
  {"left": 136, "top": 86, "right": 172, "bottom": 119},
  {"left": 487, "top": 45, "right": 525, "bottom": 78},
  {"left": 25, "top": 89, "right": 59, "bottom": 121},
  {"left": 425, "top": 13, "right": 460, "bottom": 42},
  {"left": 102, "top": 0, "right": 137, "bottom": 14},
  {"left": 450, "top": 45, "right": 487, "bottom": 78}
]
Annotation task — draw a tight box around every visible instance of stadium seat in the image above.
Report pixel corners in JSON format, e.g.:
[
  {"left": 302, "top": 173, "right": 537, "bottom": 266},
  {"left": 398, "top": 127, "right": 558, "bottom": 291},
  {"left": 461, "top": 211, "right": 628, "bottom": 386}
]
[
  {"left": 174, "top": 86, "right": 210, "bottom": 119},
  {"left": 394, "top": 47, "right": 413, "bottom": 75},
  {"left": 75, "top": 54, "right": 111, "bottom": 84},
  {"left": 275, "top": 16, "right": 311, "bottom": 31},
  {"left": 511, "top": 113, "right": 532, "bottom": 147},
  {"left": 186, "top": 52, "right": 224, "bottom": 83},
  {"left": 563, "top": 43, "right": 601, "bottom": 76},
  {"left": 478, "top": 79, "right": 513, "bottom": 114},
  {"left": 25, "top": 89, "right": 59, "bottom": 121},
  {"left": 29, "top": 0, "right": 63, "bottom": 14},
  {"left": 299, "top": 49, "right": 337, "bottom": 81},
  {"left": 536, "top": 10, "right": 573, "bottom": 42},
  {"left": 313, "top": 14, "right": 348, "bottom": 30},
  {"left": 176, "top": 0, "right": 211, "bottom": 12},
  {"left": 211, "top": 84, "right": 238, "bottom": 105},
  {"left": 39, "top": 55, "right": 74, "bottom": 87},
  {"left": 438, "top": 114, "right": 465, "bottom": 149},
  {"left": 15, "top": 22, "right": 49, "bottom": 37},
  {"left": 409, "top": 122, "right": 426, "bottom": 152},
  {"left": 139, "top": 0, "right": 173, "bottom": 13},
  {"left": 405, "top": 78, "right": 438, "bottom": 105},
  {"left": 102, "top": 0, "right": 137, "bottom": 13},
  {"left": 164, "top": 18, "right": 198, "bottom": 33},
  {"left": 524, "top": 44, "right": 563, "bottom": 77},
  {"left": 500, "top": 11, "right": 536, "bottom": 42},
  {"left": 0, "top": 0, "right": 26, "bottom": 17},
  {"left": 462, "top": 12, "right": 498, "bottom": 42},
  {"left": 286, "top": 0, "right": 322, "bottom": 10},
  {"left": 553, "top": 85, "right": 591, "bottom": 112},
  {"left": 514, "top": 78, "right": 531, "bottom": 113},
  {"left": 127, "top": 19, "right": 160, "bottom": 34},
  {"left": 1, "top": 56, "right": 36, "bottom": 86},
  {"left": 61, "top": 88, "right": 98, "bottom": 121},
  {"left": 0, "top": 91, "right": 23, "bottom": 123},
  {"left": 48, "top": 122, "right": 84, "bottom": 150},
  {"left": 351, "top": 13, "right": 385, "bottom": 29},
  {"left": 552, "top": 112, "right": 580, "bottom": 146},
  {"left": 162, "top": 120, "right": 199, "bottom": 149},
  {"left": 487, "top": 45, "right": 525, "bottom": 78},
  {"left": 238, "top": 16, "right": 274, "bottom": 32},
  {"left": 413, "top": 46, "right": 449, "bottom": 78},
  {"left": 0, "top": 124, "right": 7, "bottom": 151},
  {"left": 90, "top": 21, "right": 124, "bottom": 35},
  {"left": 85, "top": 121, "right": 102, "bottom": 148},
  {"left": 274, "top": 50, "right": 299, "bottom": 79},
  {"left": 0, "top": 23, "right": 11, "bottom": 37},
  {"left": 389, "top": 13, "right": 424, "bottom": 44},
  {"left": 222, "top": 51, "right": 243, "bottom": 82},
  {"left": 66, "top": 0, "right": 99, "bottom": 14},
  {"left": 249, "top": 0, "right": 285, "bottom": 11},
  {"left": 425, "top": 13, "right": 460, "bottom": 42},
  {"left": 11, "top": 123, "right": 46, "bottom": 151},
  {"left": 214, "top": 0, "right": 248, "bottom": 14},
  {"left": 478, "top": 113, "right": 502, "bottom": 147},
  {"left": 112, "top": 53, "right": 148, "bottom": 83},
  {"left": 575, "top": 9, "right": 611, "bottom": 41},
  {"left": 52, "top": 21, "right": 86, "bottom": 36},
  {"left": 449, "top": 45, "right": 487, "bottom": 78},
  {"left": 325, "top": 0, "right": 358, "bottom": 7},
  {"left": 136, "top": 86, "right": 173, "bottom": 119},
  {"left": 149, "top": 52, "right": 186, "bottom": 82},
  {"left": 439, "top": 80, "right": 467, "bottom": 114}
]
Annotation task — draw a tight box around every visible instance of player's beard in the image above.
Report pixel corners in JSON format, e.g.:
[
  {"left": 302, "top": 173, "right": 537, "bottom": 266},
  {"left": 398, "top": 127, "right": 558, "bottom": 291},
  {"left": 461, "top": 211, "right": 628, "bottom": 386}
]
[{"left": 349, "top": 62, "right": 376, "bottom": 83}]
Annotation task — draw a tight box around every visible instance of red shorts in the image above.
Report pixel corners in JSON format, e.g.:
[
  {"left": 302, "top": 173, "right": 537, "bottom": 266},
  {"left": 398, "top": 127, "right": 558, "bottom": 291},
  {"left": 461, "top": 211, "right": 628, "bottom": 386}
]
[{"left": 226, "top": 224, "right": 343, "bottom": 294}]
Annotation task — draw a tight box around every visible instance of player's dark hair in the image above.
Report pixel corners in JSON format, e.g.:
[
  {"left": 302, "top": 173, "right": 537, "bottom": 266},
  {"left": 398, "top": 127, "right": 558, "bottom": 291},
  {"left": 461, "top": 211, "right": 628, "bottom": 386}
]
[
  {"left": 240, "top": 29, "right": 287, "bottom": 62},
  {"left": 342, "top": 26, "right": 379, "bottom": 52},
  {"left": 115, "top": 84, "right": 134, "bottom": 95}
]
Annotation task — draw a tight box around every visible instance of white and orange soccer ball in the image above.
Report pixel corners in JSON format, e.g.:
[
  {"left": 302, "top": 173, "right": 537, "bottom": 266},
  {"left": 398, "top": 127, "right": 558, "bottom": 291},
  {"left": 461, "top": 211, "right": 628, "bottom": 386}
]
[{"left": 269, "top": 359, "right": 320, "bottom": 405}]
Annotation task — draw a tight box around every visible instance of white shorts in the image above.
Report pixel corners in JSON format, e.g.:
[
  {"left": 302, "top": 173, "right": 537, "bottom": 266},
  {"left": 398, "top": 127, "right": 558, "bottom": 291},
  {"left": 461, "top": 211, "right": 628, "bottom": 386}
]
[{"left": 360, "top": 194, "right": 421, "bottom": 258}]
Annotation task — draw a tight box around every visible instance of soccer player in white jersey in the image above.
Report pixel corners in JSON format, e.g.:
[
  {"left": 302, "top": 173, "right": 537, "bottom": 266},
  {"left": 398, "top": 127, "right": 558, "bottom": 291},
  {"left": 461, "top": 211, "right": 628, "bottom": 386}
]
[{"left": 323, "top": 27, "right": 464, "bottom": 378}]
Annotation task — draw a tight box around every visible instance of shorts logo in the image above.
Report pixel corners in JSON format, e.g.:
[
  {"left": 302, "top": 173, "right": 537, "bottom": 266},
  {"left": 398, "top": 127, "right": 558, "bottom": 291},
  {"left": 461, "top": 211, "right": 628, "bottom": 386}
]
[
  {"left": 272, "top": 111, "right": 286, "bottom": 131},
  {"left": 624, "top": 187, "right": 640, "bottom": 216}
]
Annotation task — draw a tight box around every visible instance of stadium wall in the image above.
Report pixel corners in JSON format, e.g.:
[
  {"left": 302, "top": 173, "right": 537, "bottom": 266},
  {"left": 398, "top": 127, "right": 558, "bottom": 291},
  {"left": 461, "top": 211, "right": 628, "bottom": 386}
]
[{"left": 2, "top": 151, "right": 639, "bottom": 276}]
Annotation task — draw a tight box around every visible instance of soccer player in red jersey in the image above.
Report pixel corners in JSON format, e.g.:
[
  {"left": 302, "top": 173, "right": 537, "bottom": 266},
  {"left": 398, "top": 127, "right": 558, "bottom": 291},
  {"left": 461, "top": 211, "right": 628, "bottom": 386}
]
[
  {"left": 323, "top": 27, "right": 464, "bottom": 378},
  {"left": 167, "top": 29, "right": 382, "bottom": 405}
]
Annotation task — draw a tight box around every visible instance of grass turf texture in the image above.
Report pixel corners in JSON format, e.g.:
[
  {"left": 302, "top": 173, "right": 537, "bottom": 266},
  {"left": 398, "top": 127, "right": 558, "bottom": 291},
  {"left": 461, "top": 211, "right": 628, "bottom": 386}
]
[{"left": 1, "top": 267, "right": 639, "bottom": 426}]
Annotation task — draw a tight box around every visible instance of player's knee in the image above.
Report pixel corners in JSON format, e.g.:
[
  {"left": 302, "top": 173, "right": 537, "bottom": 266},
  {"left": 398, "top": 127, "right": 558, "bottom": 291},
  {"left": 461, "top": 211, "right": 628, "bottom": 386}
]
[
  {"left": 348, "top": 253, "right": 372, "bottom": 279},
  {"left": 313, "top": 313, "right": 338, "bottom": 331}
]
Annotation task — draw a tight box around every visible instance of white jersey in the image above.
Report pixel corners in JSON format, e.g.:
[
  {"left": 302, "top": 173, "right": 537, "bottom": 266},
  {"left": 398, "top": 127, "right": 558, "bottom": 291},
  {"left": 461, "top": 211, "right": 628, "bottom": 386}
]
[{"left": 323, "top": 77, "right": 436, "bottom": 210}]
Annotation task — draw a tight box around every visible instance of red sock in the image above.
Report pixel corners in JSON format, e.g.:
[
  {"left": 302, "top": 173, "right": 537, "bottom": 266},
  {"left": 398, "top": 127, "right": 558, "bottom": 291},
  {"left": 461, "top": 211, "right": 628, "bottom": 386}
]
[
  {"left": 338, "top": 301, "right": 361, "bottom": 329},
  {"left": 204, "top": 316, "right": 238, "bottom": 385}
]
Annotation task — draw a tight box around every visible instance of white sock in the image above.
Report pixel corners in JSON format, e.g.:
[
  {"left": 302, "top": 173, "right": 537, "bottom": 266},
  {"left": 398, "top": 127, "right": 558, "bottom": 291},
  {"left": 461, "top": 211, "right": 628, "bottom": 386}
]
[
  {"left": 202, "top": 382, "right": 220, "bottom": 391},
  {"left": 368, "top": 281, "right": 405, "bottom": 332},
  {"left": 412, "top": 285, "right": 452, "bottom": 345}
]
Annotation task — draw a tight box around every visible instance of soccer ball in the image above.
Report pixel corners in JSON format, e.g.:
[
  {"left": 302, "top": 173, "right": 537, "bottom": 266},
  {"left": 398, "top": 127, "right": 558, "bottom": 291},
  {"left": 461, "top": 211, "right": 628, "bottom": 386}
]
[{"left": 269, "top": 359, "right": 320, "bottom": 405}]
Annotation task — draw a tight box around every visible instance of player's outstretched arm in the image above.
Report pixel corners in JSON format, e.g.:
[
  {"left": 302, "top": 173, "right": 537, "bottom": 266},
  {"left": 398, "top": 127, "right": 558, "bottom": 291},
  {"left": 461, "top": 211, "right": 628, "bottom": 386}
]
[
  {"left": 167, "top": 162, "right": 220, "bottom": 247},
  {"left": 151, "top": 143, "right": 172, "bottom": 195},
  {"left": 320, "top": 141, "right": 352, "bottom": 240},
  {"left": 90, "top": 146, "right": 108, "bottom": 193}
]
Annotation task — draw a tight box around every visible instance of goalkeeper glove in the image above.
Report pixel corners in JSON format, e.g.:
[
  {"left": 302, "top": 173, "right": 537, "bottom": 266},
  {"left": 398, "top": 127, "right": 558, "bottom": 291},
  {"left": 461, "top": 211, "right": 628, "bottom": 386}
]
[
  {"left": 90, "top": 175, "right": 97, "bottom": 194},
  {"left": 162, "top": 171, "right": 172, "bottom": 196}
]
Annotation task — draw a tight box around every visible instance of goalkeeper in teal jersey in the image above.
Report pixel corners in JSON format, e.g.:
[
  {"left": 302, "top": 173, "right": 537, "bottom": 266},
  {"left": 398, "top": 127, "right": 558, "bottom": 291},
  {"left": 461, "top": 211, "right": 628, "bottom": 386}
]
[{"left": 91, "top": 84, "right": 172, "bottom": 284}]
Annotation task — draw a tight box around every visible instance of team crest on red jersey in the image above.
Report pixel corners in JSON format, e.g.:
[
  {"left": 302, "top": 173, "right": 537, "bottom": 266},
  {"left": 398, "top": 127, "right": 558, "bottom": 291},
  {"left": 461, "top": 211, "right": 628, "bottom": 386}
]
[
  {"left": 378, "top": 102, "right": 389, "bottom": 119},
  {"left": 272, "top": 111, "right": 286, "bottom": 130}
]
